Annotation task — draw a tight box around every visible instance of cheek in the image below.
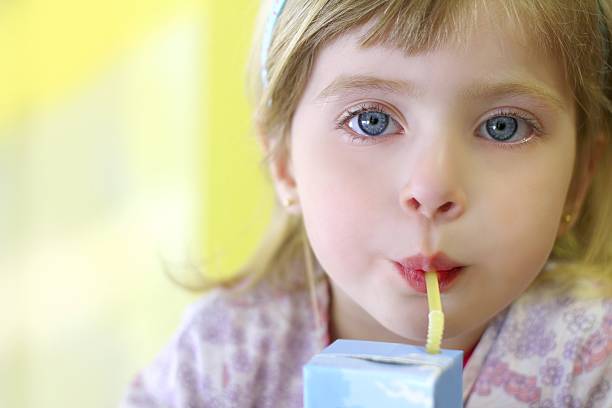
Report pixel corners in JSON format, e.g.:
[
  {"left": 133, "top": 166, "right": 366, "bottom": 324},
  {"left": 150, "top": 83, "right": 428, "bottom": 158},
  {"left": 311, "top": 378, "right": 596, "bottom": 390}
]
[
  {"left": 291, "top": 138, "right": 384, "bottom": 276},
  {"left": 474, "top": 145, "right": 575, "bottom": 274},
  {"left": 299, "top": 166, "right": 375, "bottom": 272}
]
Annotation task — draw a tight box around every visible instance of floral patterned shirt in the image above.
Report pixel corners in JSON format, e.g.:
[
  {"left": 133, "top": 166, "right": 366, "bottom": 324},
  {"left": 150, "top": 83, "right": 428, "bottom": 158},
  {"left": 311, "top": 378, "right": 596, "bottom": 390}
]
[{"left": 121, "top": 268, "right": 611, "bottom": 407}]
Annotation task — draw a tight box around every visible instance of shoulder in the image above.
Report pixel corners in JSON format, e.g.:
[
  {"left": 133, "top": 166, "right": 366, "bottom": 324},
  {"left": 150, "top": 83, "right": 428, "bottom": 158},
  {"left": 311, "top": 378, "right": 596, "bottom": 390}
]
[
  {"left": 121, "top": 273, "right": 329, "bottom": 408},
  {"left": 469, "top": 274, "right": 612, "bottom": 406}
]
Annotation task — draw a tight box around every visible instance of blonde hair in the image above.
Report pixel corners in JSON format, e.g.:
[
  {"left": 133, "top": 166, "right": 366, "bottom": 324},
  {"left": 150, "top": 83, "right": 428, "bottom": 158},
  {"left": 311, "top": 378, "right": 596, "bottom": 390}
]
[{"left": 181, "top": 0, "right": 612, "bottom": 300}]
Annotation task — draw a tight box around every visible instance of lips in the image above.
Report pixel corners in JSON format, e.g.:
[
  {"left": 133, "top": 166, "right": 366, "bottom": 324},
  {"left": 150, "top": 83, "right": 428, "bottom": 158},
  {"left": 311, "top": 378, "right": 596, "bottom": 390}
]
[
  {"left": 397, "top": 252, "right": 464, "bottom": 272},
  {"left": 394, "top": 252, "right": 465, "bottom": 293}
]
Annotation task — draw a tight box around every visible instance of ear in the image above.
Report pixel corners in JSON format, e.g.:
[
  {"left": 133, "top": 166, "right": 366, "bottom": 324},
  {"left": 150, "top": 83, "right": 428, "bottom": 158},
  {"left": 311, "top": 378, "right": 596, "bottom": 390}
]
[
  {"left": 259, "top": 129, "right": 301, "bottom": 215},
  {"left": 557, "top": 132, "right": 607, "bottom": 236}
]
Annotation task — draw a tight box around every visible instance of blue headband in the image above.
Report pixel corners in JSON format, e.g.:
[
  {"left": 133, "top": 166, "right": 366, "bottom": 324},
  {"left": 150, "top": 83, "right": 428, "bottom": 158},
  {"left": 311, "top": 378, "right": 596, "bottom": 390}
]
[{"left": 261, "top": 0, "right": 288, "bottom": 87}]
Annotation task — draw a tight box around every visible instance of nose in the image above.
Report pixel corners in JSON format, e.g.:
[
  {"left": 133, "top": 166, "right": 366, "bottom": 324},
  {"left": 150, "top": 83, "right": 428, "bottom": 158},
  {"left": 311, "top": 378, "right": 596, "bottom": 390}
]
[{"left": 399, "top": 144, "right": 467, "bottom": 223}]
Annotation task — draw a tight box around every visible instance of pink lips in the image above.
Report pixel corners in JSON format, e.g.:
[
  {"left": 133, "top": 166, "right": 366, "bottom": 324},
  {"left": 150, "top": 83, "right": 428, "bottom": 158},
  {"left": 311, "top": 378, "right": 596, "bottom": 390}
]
[{"left": 394, "top": 252, "right": 465, "bottom": 293}]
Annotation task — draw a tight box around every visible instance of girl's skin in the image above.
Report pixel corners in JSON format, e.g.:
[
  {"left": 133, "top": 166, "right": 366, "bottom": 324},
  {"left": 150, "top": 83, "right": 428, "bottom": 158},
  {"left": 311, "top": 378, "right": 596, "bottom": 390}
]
[{"left": 269, "top": 12, "right": 597, "bottom": 352}]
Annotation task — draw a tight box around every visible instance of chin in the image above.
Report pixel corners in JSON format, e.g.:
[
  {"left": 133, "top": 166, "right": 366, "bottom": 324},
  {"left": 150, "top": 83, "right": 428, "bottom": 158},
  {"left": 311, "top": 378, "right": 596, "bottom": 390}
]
[{"left": 373, "top": 310, "right": 430, "bottom": 343}]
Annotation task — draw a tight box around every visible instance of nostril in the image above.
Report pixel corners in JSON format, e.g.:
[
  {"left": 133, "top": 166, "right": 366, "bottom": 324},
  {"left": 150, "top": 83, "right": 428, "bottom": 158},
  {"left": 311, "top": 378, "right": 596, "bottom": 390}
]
[
  {"left": 440, "top": 202, "right": 453, "bottom": 212},
  {"left": 407, "top": 198, "right": 420, "bottom": 210}
]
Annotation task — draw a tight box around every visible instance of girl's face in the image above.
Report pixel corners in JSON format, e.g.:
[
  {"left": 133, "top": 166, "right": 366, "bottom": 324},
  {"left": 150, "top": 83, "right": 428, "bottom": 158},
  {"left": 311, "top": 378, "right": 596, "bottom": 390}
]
[{"left": 285, "top": 17, "right": 577, "bottom": 350}]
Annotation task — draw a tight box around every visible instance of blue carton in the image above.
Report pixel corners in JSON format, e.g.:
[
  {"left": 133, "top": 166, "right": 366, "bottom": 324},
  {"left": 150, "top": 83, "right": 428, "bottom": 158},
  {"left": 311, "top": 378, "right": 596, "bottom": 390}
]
[{"left": 303, "top": 339, "right": 463, "bottom": 408}]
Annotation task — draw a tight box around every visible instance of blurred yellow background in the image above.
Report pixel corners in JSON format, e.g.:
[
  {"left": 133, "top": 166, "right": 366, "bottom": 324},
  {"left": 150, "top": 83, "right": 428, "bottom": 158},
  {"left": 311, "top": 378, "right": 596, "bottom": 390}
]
[{"left": 0, "top": 1, "right": 273, "bottom": 406}]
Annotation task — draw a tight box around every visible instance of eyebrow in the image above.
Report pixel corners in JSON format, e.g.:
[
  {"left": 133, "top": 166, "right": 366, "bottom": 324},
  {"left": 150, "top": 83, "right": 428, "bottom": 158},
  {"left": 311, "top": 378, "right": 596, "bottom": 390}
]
[
  {"left": 315, "top": 74, "right": 566, "bottom": 112},
  {"left": 460, "top": 80, "right": 566, "bottom": 112},
  {"left": 316, "top": 75, "right": 422, "bottom": 101}
]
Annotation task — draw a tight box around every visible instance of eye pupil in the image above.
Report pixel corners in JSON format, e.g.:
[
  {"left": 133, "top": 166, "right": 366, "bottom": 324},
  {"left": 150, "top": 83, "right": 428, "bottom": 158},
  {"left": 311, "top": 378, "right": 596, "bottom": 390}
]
[
  {"left": 486, "top": 116, "right": 517, "bottom": 141},
  {"left": 358, "top": 112, "right": 389, "bottom": 136}
]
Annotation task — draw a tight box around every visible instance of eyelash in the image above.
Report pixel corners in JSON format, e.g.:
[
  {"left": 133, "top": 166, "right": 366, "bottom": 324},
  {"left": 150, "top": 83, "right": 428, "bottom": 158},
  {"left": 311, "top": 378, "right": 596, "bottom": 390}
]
[
  {"left": 335, "top": 103, "right": 545, "bottom": 150},
  {"left": 335, "top": 103, "right": 400, "bottom": 146}
]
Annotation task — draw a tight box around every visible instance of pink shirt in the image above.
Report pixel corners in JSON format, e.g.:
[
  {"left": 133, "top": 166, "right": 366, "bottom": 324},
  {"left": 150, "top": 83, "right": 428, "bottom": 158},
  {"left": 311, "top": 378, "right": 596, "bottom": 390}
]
[{"left": 121, "top": 266, "right": 612, "bottom": 407}]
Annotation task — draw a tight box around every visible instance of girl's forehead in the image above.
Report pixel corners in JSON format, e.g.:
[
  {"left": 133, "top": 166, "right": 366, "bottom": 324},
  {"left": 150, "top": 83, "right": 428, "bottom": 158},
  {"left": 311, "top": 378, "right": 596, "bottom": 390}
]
[
  {"left": 346, "top": 4, "right": 545, "bottom": 60},
  {"left": 303, "top": 0, "right": 575, "bottom": 80},
  {"left": 366, "top": 2, "right": 531, "bottom": 51},
  {"left": 304, "top": 16, "right": 573, "bottom": 113}
]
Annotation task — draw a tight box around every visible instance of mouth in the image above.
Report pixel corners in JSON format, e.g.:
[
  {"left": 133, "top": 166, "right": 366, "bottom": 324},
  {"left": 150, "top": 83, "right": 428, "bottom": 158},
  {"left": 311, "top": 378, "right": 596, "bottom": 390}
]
[
  {"left": 397, "top": 252, "right": 464, "bottom": 272},
  {"left": 393, "top": 263, "right": 464, "bottom": 293}
]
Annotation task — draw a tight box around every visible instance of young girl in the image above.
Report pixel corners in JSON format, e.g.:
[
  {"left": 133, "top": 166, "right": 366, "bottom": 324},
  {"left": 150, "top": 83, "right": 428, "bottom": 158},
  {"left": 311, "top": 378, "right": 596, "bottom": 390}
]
[{"left": 121, "top": 0, "right": 612, "bottom": 406}]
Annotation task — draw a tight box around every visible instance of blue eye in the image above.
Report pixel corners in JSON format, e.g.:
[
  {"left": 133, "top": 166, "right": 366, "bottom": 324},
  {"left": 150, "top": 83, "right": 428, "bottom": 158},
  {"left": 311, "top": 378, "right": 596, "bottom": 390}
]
[
  {"left": 478, "top": 111, "right": 542, "bottom": 145},
  {"left": 485, "top": 116, "right": 517, "bottom": 141},
  {"left": 337, "top": 104, "right": 403, "bottom": 145},
  {"left": 342, "top": 105, "right": 402, "bottom": 140},
  {"left": 356, "top": 111, "right": 389, "bottom": 136}
]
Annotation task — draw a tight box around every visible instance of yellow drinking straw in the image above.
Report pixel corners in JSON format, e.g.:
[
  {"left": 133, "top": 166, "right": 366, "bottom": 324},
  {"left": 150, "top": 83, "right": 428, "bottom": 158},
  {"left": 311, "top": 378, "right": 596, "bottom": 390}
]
[{"left": 425, "top": 270, "right": 445, "bottom": 354}]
